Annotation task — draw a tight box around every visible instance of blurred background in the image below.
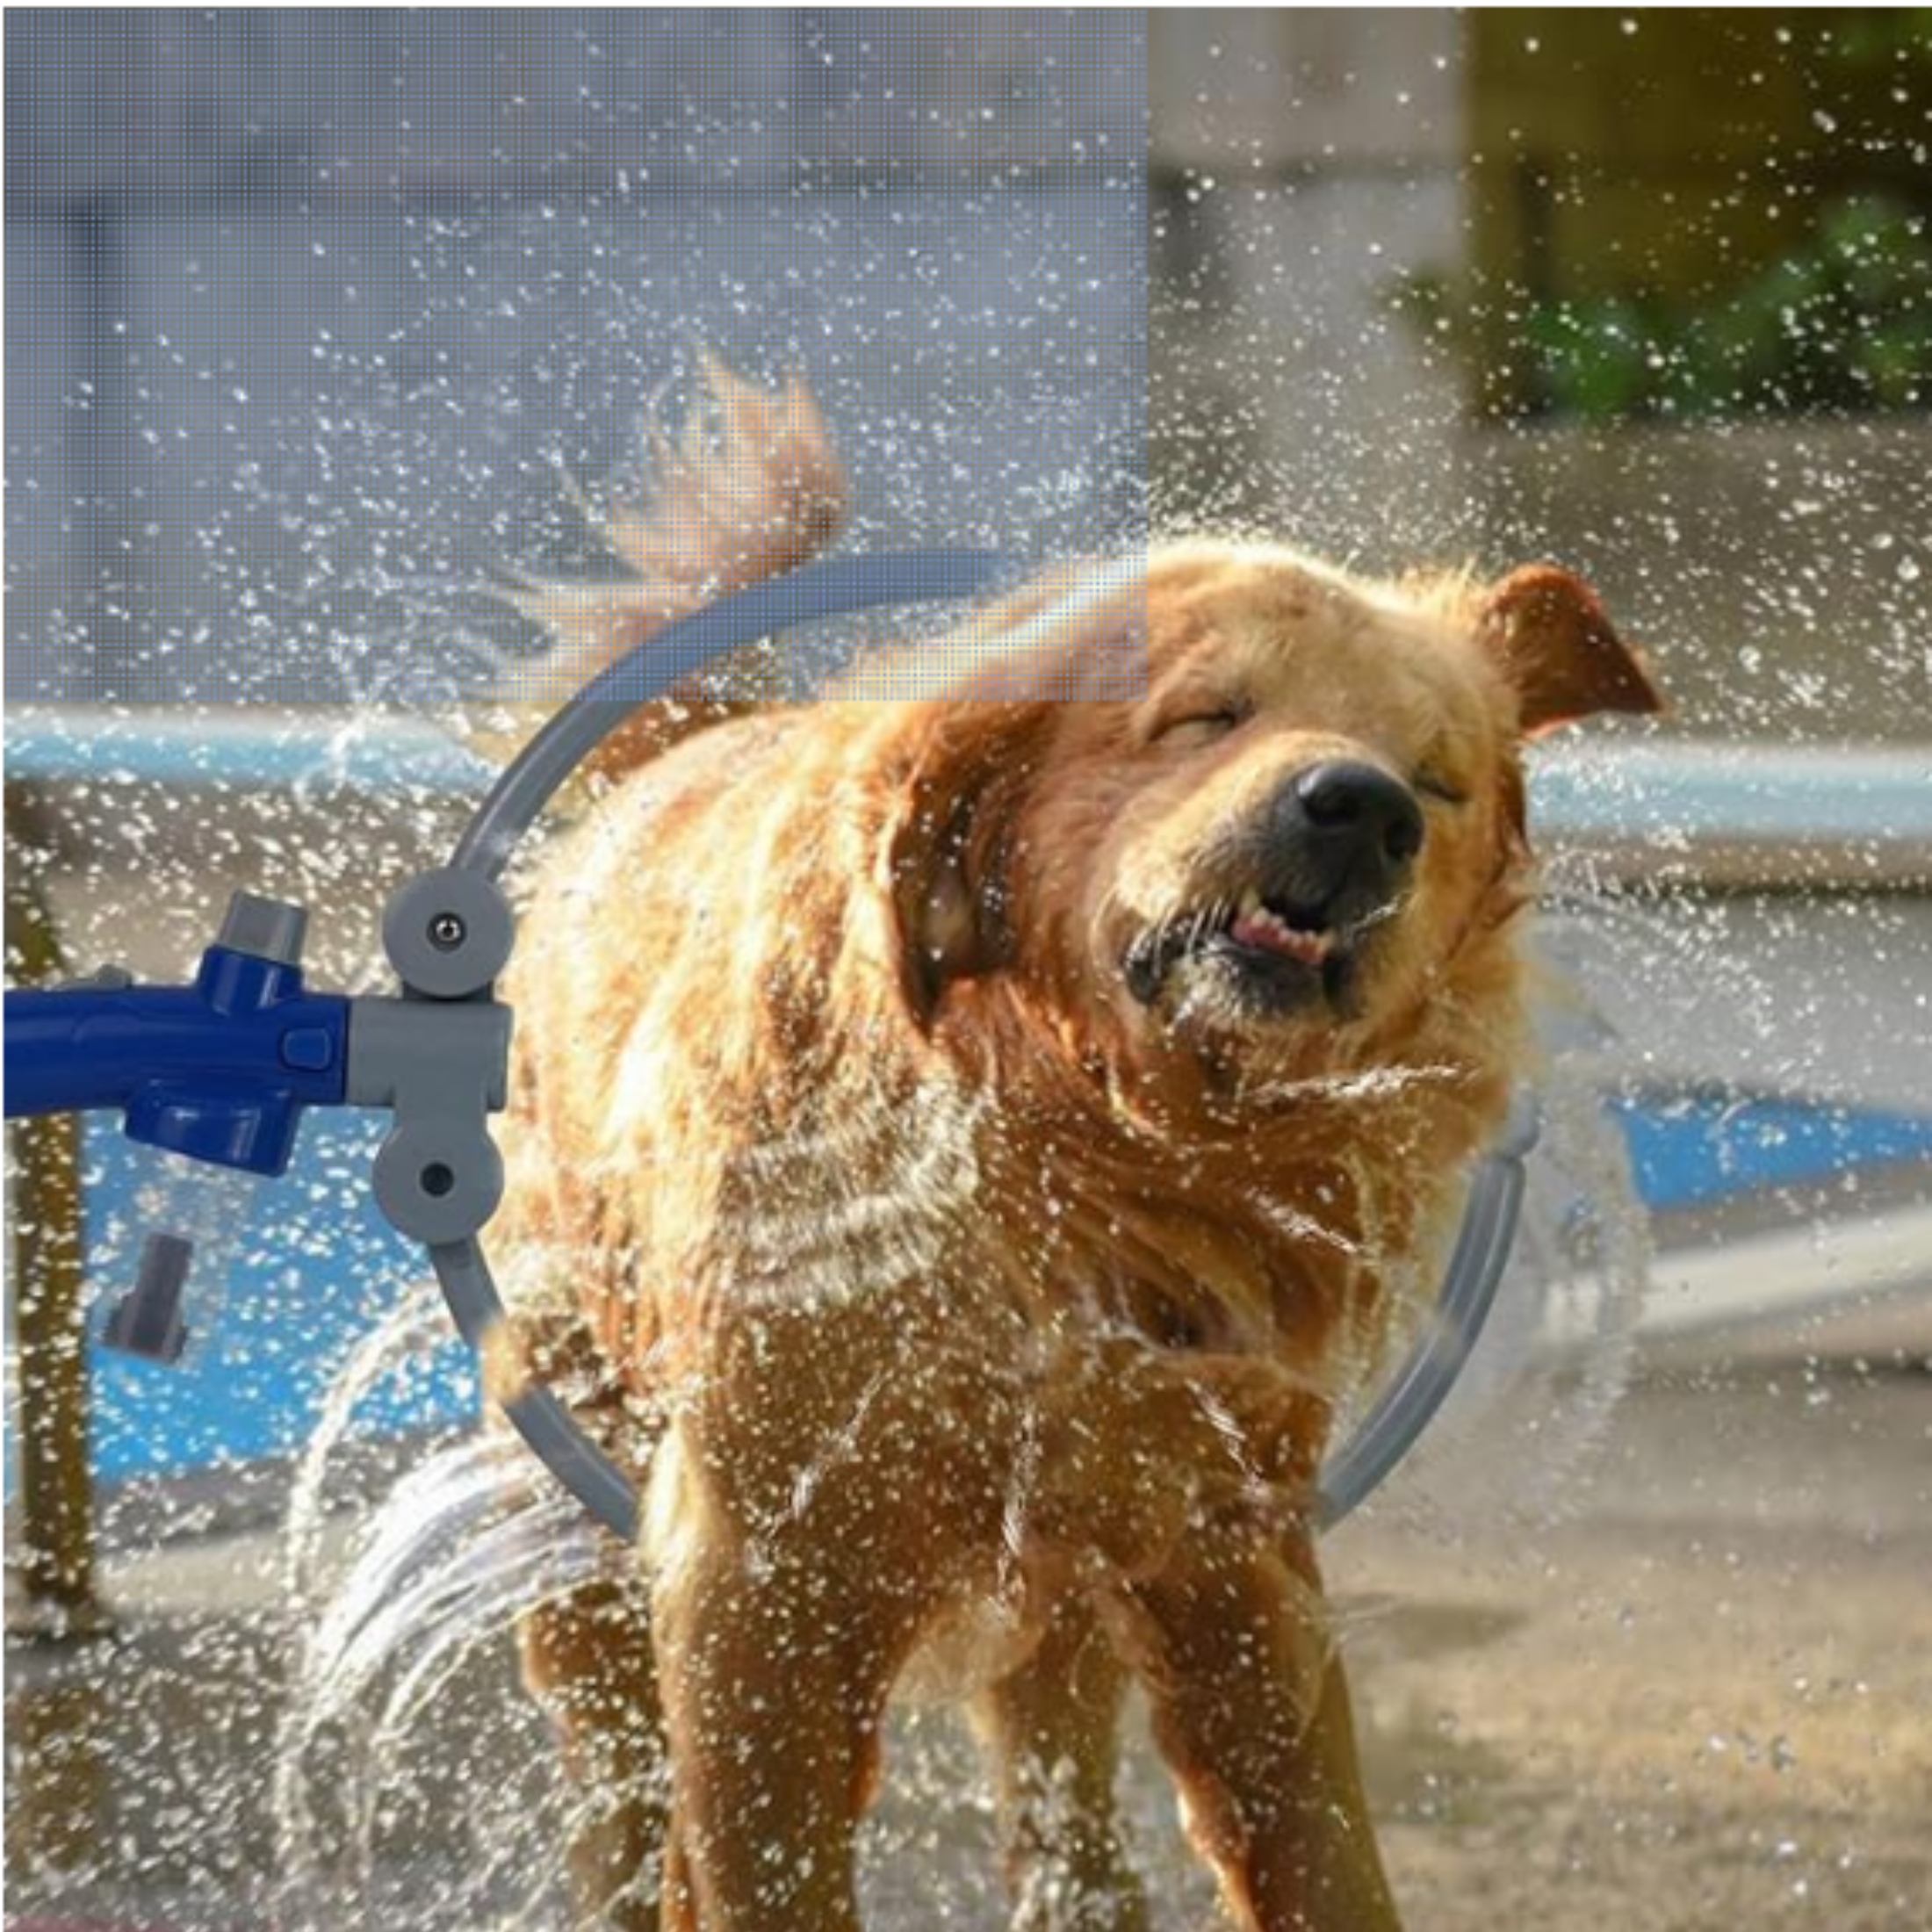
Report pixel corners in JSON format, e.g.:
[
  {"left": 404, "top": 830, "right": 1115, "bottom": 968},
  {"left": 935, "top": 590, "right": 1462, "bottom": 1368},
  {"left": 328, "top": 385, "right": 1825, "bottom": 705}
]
[
  {"left": 1149, "top": 8, "right": 1930, "bottom": 743},
  {"left": 4, "top": 10, "right": 1144, "bottom": 704},
  {"left": 6, "top": 11, "right": 1930, "bottom": 1930}
]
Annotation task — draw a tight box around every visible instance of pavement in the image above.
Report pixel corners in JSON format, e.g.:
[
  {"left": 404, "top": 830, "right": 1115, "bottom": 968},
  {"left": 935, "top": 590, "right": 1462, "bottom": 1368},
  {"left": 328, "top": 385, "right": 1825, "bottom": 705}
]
[{"left": 5, "top": 1353, "right": 1928, "bottom": 1932}]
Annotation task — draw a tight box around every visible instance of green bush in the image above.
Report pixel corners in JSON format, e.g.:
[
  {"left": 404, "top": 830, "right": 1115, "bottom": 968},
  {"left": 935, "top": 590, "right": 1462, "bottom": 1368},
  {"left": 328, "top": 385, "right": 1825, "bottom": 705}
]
[{"left": 1393, "top": 194, "right": 1932, "bottom": 423}]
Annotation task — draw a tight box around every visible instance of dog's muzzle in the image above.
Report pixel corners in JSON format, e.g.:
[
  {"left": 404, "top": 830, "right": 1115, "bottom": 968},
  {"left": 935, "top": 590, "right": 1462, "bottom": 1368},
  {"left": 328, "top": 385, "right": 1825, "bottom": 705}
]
[{"left": 1123, "top": 761, "right": 1424, "bottom": 1015}]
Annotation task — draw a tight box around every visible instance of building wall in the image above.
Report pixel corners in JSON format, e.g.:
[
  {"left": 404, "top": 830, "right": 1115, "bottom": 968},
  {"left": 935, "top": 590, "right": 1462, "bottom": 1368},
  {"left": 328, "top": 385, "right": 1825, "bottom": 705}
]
[{"left": 4, "top": 11, "right": 1144, "bottom": 703}]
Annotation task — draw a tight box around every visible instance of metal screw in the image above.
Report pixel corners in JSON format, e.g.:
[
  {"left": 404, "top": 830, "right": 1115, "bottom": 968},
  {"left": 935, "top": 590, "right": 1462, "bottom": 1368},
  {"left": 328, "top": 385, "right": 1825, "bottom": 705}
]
[{"left": 428, "top": 912, "right": 466, "bottom": 952}]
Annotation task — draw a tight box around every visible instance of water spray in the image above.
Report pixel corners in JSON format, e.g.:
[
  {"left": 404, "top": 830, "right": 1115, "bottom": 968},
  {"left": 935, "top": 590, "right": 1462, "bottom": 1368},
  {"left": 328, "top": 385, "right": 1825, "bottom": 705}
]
[{"left": 3, "top": 550, "right": 1532, "bottom": 1538}]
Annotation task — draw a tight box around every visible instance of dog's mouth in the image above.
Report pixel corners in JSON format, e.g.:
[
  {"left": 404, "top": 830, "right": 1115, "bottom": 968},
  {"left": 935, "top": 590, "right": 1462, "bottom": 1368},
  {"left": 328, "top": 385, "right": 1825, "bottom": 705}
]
[{"left": 1123, "top": 886, "right": 1374, "bottom": 1016}]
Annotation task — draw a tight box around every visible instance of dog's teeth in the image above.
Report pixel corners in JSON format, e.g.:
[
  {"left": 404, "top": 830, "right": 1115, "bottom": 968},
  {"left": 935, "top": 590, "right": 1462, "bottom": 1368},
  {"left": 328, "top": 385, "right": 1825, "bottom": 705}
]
[{"left": 1238, "top": 888, "right": 1264, "bottom": 919}]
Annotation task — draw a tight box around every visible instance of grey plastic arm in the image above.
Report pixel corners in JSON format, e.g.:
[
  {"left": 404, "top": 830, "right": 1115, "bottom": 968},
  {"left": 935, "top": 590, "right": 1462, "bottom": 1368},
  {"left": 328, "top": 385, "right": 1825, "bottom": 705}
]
[
  {"left": 455, "top": 551, "right": 1014, "bottom": 881},
  {"left": 429, "top": 1236, "right": 644, "bottom": 1539},
  {"left": 1313, "top": 1091, "right": 1541, "bottom": 1528}
]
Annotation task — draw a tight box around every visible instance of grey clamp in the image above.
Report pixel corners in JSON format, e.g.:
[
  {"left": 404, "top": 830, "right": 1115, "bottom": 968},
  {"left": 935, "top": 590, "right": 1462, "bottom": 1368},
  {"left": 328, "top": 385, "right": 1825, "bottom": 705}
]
[{"left": 350, "top": 867, "right": 515, "bottom": 1247}]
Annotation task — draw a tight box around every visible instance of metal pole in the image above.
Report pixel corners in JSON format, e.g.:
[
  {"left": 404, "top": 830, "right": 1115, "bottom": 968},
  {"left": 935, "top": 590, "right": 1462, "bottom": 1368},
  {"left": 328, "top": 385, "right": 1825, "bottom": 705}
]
[{"left": 5, "top": 781, "right": 105, "bottom": 1635}]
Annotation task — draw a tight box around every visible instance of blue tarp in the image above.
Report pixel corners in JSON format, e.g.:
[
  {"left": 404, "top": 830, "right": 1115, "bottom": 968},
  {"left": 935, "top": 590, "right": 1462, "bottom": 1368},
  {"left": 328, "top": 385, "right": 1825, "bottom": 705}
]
[{"left": 12, "top": 1091, "right": 1925, "bottom": 1488}]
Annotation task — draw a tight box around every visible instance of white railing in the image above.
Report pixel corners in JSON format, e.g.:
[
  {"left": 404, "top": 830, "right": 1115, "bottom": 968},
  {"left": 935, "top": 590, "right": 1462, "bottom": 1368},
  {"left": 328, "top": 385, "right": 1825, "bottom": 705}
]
[{"left": 11, "top": 708, "right": 1930, "bottom": 890}]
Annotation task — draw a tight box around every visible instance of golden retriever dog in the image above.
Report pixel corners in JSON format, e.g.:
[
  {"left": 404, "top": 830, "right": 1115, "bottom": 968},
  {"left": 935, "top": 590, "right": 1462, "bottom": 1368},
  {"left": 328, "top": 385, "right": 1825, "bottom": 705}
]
[{"left": 493, "top": 364, "right": 1662, "bottom": 1931}]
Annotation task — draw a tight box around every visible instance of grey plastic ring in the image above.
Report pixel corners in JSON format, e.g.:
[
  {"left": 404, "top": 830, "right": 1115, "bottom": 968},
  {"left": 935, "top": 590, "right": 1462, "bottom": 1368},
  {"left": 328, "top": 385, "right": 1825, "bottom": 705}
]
[{"left": 417, "top": 546, "right": 1536, "bottom": 1544}]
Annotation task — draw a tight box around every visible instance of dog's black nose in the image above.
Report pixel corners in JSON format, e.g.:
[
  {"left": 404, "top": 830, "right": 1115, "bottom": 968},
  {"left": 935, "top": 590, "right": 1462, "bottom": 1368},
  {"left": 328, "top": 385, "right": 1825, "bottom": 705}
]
[
  {"left": 1263, "top": 761, "right": 1424, "bottom": 916},
  {"left": 1294, "top": 761, "right": 1425, "bottom": 867}
]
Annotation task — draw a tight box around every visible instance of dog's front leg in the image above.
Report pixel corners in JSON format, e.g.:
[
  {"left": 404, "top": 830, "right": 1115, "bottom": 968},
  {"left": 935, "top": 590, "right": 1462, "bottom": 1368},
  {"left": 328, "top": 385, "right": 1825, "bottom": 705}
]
[
  {"left": 653, "top": 1539, "right": 905, "bottom": 1932},
  {"left": 1111, "top": 1532, "right": 1400, "bottom": 1932},
  {"left": 971, "top": 1590, "right": 1150, "bottom": 1932}
]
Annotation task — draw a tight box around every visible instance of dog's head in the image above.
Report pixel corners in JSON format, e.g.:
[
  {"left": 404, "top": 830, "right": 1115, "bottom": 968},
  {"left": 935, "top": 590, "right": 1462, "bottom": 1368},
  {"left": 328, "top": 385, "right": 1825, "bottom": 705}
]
[{"left": 884, "top": 542, "right": 1660, "bottom": 1081}]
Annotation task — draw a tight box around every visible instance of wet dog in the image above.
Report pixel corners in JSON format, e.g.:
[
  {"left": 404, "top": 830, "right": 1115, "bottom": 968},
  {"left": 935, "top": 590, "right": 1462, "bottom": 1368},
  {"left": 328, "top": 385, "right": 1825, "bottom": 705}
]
[{"left": 495, "top": 365, "right": 1662, "bottom": 1930}]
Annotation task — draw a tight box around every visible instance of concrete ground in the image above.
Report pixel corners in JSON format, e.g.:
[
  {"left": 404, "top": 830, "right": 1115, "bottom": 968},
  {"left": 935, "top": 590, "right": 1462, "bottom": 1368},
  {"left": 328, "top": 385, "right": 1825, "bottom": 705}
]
[
  {"left": 6, "top": 1358, "right": 1928, "bottom": 1931},
  {"left": 1343, "top": 1364, "right": 1932, "bottom": 1932}
]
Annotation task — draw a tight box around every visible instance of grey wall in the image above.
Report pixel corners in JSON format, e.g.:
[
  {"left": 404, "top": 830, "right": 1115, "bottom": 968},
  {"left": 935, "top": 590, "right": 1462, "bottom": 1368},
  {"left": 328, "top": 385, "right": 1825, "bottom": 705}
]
[{"left": 5, "top": 10, "right": 1145, "bottom": 703}]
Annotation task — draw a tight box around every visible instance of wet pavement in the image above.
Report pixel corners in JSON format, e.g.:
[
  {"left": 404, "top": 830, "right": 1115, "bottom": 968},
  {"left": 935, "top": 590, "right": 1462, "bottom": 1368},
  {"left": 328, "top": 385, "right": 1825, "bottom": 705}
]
[
  {"left": 1343, "top": 1364, "right": 1932, "bottom": 1932},
  {"left": 6, "top": 1359, "right": 1928, "bottom": 1930}
]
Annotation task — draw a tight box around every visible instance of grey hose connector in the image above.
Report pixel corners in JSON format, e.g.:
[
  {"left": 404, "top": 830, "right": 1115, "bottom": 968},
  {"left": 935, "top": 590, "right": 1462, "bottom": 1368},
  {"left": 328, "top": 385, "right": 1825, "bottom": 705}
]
[{"left": 1314, "top": 1090, "right": 1542, "bottom": 1528}]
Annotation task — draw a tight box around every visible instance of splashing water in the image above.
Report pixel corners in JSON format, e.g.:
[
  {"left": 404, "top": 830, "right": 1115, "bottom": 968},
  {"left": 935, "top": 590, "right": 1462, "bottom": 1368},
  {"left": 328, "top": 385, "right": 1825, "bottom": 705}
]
[
  {"left": 269, "top": 1286, "right": 1231, "bottom": 1928},
  {"left": 274, "top": 1287, "right": 600, "bottom": 1928}
]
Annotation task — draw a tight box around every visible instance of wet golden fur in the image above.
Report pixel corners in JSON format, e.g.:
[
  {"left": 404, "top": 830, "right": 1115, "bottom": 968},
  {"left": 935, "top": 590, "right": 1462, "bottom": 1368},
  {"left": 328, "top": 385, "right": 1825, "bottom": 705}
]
[{"left": 500, "top": 367, "right": 1662, "bottom": 1930}]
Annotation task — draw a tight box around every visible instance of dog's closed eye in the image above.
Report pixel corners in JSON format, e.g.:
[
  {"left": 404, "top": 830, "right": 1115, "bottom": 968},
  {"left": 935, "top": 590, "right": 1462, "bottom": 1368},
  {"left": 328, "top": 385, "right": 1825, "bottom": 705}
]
[
  {"left": 1412, "top": 769, "right": 1469, "bottom": 807},
  {"left": 1152, "top": 701, "right": 1253, "bottom": 748}
]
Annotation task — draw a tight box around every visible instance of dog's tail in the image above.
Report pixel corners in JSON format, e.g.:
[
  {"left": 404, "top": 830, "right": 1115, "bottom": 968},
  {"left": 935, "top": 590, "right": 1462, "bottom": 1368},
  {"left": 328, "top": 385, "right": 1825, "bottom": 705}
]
[{"left": 494, "top": 354, "right": 846, "bottom": 780}]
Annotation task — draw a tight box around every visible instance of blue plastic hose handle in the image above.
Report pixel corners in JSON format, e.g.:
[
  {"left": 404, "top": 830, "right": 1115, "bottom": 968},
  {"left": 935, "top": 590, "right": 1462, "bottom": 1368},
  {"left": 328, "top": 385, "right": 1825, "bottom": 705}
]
[{"left": 4, "top": 948, "right": 350, "bottom": 1177}]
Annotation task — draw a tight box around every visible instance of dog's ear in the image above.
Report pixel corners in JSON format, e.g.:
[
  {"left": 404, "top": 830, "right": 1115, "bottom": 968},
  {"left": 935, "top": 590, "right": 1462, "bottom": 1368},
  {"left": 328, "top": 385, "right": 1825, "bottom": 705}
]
[
  {"left": 885, "top": 701, "right": 1054, "bottom": 1023},
  {"left": 866, "top": 557, "right": 1145, "bottom": 1021},
  {"left": 1478, "top": 565, "right": 1664, "bottom": 737}
]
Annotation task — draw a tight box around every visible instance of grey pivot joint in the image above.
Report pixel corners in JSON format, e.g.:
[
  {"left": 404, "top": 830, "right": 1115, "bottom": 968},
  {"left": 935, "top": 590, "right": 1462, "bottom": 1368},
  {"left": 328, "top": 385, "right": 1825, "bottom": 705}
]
[{"left": 349, "top": 867, "right": 515, "bottom": 1246}]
